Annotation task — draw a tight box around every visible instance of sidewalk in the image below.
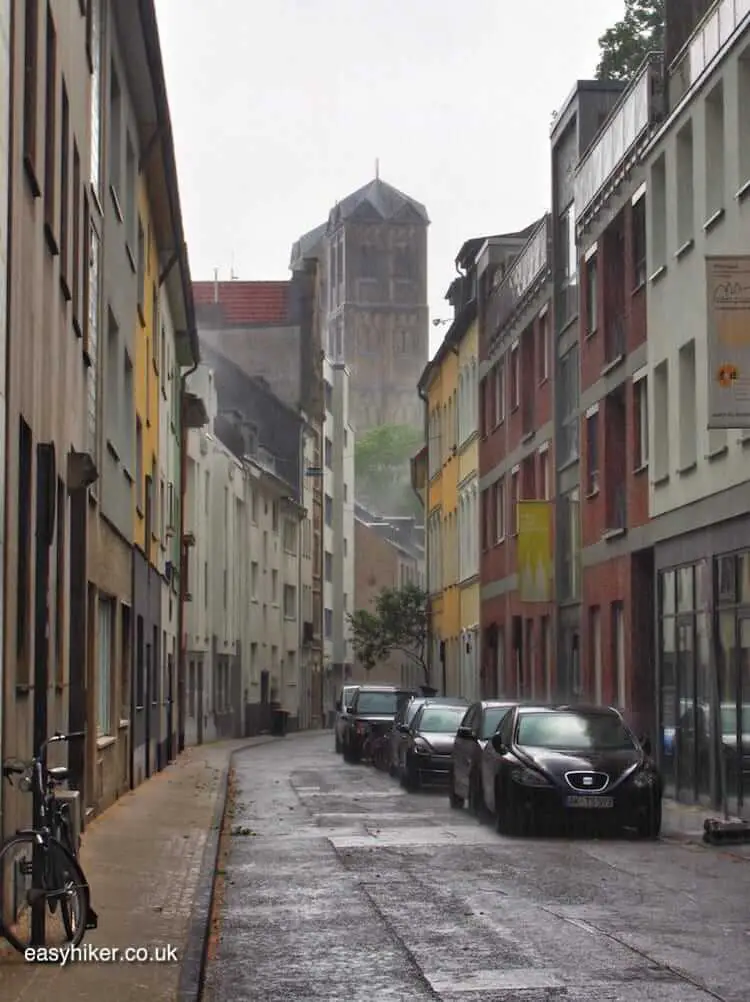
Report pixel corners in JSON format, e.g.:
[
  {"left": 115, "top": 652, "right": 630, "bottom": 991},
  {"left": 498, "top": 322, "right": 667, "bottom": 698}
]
[
  {"left": 662, "top": 797, "right": 750, "bottom": 859},
  {"left": 0, "top": 733, "right": 297, "bottom": 1002}
]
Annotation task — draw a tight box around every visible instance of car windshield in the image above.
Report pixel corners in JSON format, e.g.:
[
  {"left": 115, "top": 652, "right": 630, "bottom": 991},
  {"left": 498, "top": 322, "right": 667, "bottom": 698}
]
[
  {"left": 356, "top": 691, "right": 401, "bottom": 715},
  {"left": 405, "top": 699, "right": 426, "bottom": 725},
  {"left": 418, "top": 706, "right": 466, "bottom": 733},
  {"left": 481, "top": 706, "right": 511, "bottom": 740},
  {"left": 720, "top": 705, "right": 750, "bottom": 734},
  {"left": 516, "top": 711, "right": 636, "bottom": 751},
  {"left": 343, "top": 688, "right": 357, "bottom": 708}
]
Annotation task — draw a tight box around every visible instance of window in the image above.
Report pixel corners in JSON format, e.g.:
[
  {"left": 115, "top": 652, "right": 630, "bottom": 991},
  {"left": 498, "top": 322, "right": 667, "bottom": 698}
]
[
  {"left": 121, "top": 603, "right": 131, "bottom": 718},
  {"left": 705, "top": 82, "right": 725, "bottom": 220},
  {"left": 510, "top": 343, "right": 520, "bottom": 410},
  {"left": 44, "top": 4, "right": 57, "bottom": 236},
  {"left": 109, "top": 61, "right": 121, "bottom": 203},
  {"left": 23, "top": 0, "right": 40, "bottom": 185},
  {"left": 55, "top": 478, "right": 66, "bottom": 678},
  {"left": 283, "top": 584, "right": 296, "bottom": 619},
  {"left": 324, "top": 608, "right": 333, "bottom": 638},
  {"left": 632, "top": 192, "right": 647, "bottom": 288},
  {"left": 125, "top": 134, "right": 136, "bottom": 250},
  {"left": 137, "top": 217, "right": 145, "bottom": 318},
  {"left": 283, "top": 518, "right": 297, "bottom": 554},
  {"left": 324, "top": 550, "right": 333, "bottom": 582},
  {"left": 324, "top": 380, "right": 333, "bottom": 411},
  {"left": 539, "top": 446, "right": 550, "bottom": 501},
  {"left": 495, "top": 360, "right": 505, "bottom": 424},
  {"left": 135, "top": 418, "right": 143, "bottom": 511},
  {"left": 559, "top": 345, "right": 580, "bottom": 465},
  {"left": 740, "top": 47, "right": 750, "bottom": 186},
  {"left": 494, "top": 478, "right": 505, "bottom": 543},
  {"left": 16, "top": 419, "right": 33, "bottom": 672},
  {"left": 678, "top": 340, "right": 697, "bottom": 470},
  {"left": 650, "top": 154, "right": 667, "bottom": 270},
  {"left": 676, "top": 121, "right": 694, "bottom": 248},
  {"left": 633, "top": 375, "right": 649, "bottom": 469},
  {"left": 510, "top": 469, "right": 519, "bottom": 535},
  {"left": 272, "top": 500, "right": 279, "bottom": 532},
  {"left": 586, "top": 410, "right": 599, "bottom": 494},
  {"left": 324, "top": 437, "right": 333, "bottom": 468},
  {"left": 585, "top": 255, "right": 597, "bottom": 334},
  {"left": 537, "top": 311, "right": 549, "bottom": 383},
  {"left": 271, "top": 569, "right": 278, "bottom": 603},
  {"left": 97, "top": 597, "right": 113, "bottom": 736},
  {"left": 59, "top": 81, "right": 70, "bottom": 287},
  {"left": 72, "top": 142, "right": 82, "bottom": 327},
  {"left": 251, "top": 561, "right": 259, "bottom": 599},
  {"left": 653, "top": 360, "right": 669, "bottom": 480}
]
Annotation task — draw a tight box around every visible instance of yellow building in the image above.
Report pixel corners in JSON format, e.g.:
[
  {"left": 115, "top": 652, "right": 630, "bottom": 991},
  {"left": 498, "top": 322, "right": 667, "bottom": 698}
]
[{"left": 419, "top": 239, "right": 481, "bottom": 696}]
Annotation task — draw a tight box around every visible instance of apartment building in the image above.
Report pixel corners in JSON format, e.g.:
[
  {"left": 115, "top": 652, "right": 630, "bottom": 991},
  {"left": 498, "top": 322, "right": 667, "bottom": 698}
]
[
  {"left": 0, "top": 0, "right": 9, "bottom": 807},
  {"left": 322, "top": 358, "right": 355, "bottom": 705},
  {"left": 642, "top": 3, "right": 750, "bottom": 811},
  {"left": 571, "top": 58, "right": 665, "bottom": 739},
  {"left": 478, "top": 219, "right": 555, "bottom": 704},
  {"left": 2, "top": 0, "right": 93, "bottom": 838}
]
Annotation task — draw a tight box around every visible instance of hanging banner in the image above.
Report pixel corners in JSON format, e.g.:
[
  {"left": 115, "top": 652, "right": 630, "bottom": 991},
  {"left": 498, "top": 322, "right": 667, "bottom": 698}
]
[
  {"left": 706, "top": 256, "right": 750, "bottom": 428},
  {"left": 517, "top": 500, "right": 552, "bottom": 603}
]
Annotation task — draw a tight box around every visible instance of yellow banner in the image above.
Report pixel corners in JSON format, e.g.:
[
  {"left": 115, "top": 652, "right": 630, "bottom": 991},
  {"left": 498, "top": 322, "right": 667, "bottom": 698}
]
[{"left": 518, "top": 500, "right": 552, "bottom": 603}]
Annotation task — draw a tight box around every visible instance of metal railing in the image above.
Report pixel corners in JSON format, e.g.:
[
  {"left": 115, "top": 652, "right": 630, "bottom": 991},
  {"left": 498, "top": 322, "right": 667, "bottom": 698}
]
[{"left": 485, "top": 217, "right": 549, "bottom": 340}]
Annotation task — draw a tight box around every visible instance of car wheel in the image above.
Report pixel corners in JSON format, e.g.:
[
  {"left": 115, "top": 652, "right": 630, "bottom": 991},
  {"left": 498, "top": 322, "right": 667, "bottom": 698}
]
[
  {"left": 402, "top": 756, "right": 419, "bottom": 791},
  {"left": 638, "top": 799, "right": 662, "bottom": 840},
  {"left": 335, "top": 734, "right": 342, "bottom": 754},
  {"left": 449, "top": 769, "right": 464, "bottom": 809},
  {"left": 388, "top": 760, "right": 397, "bottom": 778},
  {"left": 496, "top": 782, "right": 522, "bottom": 836},
  {"left": 469, "top": 771, "right": 484, "bottom": 818}
]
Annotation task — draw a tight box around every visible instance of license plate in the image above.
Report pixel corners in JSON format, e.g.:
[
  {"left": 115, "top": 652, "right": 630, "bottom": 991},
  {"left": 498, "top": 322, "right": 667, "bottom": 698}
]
[{"left": 565, "top": 795, "right": 614, "bottom": 809}]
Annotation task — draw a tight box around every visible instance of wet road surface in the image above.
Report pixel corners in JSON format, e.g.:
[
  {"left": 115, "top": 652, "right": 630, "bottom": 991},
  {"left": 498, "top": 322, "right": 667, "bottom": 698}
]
[{"left": 204, "top": 733, "right": 750, "bottom": 1002}]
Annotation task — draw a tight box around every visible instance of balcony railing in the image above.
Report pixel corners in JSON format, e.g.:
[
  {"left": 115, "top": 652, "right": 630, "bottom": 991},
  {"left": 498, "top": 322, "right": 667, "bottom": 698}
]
[
  {"left": 673, "top": 0, "right": 750, "bottom": 102},
  {"left": 604, "top": 314, "right": 626, "bottom": 365},
  {"left": 485, "top": 217, "right": 549, "bottom": 341},
  {"left": 574, "top": 53, "right": 664, "bottom": 226}
]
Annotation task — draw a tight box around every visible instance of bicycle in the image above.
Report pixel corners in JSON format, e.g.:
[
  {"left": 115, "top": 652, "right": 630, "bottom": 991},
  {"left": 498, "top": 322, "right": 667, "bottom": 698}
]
[{"left": 0, "top": 731, "right": 97, "bottom": 952}]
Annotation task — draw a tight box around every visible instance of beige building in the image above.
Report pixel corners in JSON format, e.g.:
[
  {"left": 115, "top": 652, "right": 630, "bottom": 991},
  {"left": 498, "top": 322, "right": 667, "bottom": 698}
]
[{"left": 354, "top": 517, "right": 422, "bottom": 688}]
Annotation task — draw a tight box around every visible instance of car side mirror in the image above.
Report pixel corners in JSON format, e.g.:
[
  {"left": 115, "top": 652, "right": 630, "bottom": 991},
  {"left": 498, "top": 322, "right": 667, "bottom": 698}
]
[
  {"left": 456, "top": 726, "right": 475, "bottom": 740},
  {"left": 640, "top": 735, "right": 652, "bottom": 756},
  {"left": 398, "top": 723, "right": 409, "bottom": 733},
  {"left": 491, "top": 733, "right": 508, "bottom": 755}
]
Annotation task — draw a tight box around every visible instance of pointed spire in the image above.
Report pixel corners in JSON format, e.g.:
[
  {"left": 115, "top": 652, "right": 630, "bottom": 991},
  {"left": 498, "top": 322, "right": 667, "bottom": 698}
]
[{"left": 375, "top": 157, "right": 380, "bottom": 180}]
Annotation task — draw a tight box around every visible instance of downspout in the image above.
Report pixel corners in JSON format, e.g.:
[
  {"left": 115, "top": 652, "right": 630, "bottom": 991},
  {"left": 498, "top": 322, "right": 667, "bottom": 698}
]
[
  {"left": 176, "top": 359, "right": 199, "bottom": 753},
  {"left": 418, "top": 384, "right": 430, "bottom": 688}
]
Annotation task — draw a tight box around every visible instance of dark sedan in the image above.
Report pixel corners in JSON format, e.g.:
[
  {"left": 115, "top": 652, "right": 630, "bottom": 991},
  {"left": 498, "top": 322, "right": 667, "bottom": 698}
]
[
  {"left": 449, "top": 701, "right": 516, "bottom": 814},
  {"left": 391, "top": 695, "right": 468, "bottom": 778},
  {"left": 343, "top": 686, "right": 414, "bottom": 763},
  {"left": 481, "top": 704, "right": 662, "bottom": 838},
  {"left": 401, "top": 701, "right": 469, "bottom": 790}
]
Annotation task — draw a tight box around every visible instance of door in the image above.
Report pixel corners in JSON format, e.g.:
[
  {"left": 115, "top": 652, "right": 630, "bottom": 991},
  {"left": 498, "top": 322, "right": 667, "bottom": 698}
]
[
  {"left": 145, "top": 642, "right": 152, "bottom": 778},
  {"left": 197, "top": 659, "right": 204, "bottom": 745},
  {"left": 675, "top": 618, "right": 696, "bottom": 802},
  {"left": 166, "top": 653, "right": 174, "bottom": 761}
]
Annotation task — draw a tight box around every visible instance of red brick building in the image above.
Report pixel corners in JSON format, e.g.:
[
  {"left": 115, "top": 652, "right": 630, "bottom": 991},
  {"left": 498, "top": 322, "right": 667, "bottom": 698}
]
[{"left": 478, "top": 218, "right": 555, "bottom": 701}]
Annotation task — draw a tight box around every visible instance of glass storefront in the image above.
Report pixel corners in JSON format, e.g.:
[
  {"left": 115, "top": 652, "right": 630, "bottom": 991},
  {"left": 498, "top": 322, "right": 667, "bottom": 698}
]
[{"left": 659, "top": 553, "right": 750, "bottom": 810}]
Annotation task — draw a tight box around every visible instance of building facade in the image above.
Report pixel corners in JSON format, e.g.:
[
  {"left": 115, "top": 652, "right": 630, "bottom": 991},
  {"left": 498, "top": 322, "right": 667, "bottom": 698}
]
[
  {"left": 291, "top": 176, "right": 430, "bottom": 435},
  {"left": 642, "top": 4, "right": 750, "bottom": 811},
  {"left": 479, "top": 219, "right": 555, "bottom": 704},
  {"left": 322, "top": 358, "right": 355, "bottom": 706}
]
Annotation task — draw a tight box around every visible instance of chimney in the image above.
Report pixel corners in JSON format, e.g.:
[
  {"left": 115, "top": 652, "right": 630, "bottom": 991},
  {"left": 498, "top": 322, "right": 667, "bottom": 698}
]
[{"left": 213, "top": 267, "right": 219, "bottom": 303}]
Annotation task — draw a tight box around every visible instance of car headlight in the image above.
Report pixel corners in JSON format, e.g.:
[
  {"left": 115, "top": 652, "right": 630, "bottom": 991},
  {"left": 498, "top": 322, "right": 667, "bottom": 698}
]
[
  {"left": 413, "top": 738, "right": 431, "bottom": 754},
  {"left": 632, "top": 768, "right": 658, "bottom": 788},
  {"left": 511, "top": 767, "right": 551, "bottom": 787}
]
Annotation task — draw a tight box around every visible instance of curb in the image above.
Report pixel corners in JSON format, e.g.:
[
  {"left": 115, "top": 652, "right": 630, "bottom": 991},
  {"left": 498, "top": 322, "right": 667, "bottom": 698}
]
[{"left": 176, "top": 734, "right": 281, "bottom": 1002}]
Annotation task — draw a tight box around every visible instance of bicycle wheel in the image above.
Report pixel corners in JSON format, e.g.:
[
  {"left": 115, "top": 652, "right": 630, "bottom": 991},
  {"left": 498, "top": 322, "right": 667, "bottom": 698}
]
[
  {"left": 0, "top": 833, "right": 90, "bottom": 953},
  {"left": 54, "top": 817, "right": 80, "bottom": 942}
]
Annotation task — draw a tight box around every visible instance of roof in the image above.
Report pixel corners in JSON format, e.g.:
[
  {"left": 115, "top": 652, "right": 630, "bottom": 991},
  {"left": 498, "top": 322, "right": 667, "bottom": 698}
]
[
  {"left": 455, "top": 224, "right": 538, "bottom": 271},
  {"left": 289, "top": 221, "right": 328, "bottom": 270},
  {"left": 328, "top": 176, "right": 430, "bottom": 228},
  {"left": 193, "top": 281, "right": 290, "bottom": 326}
]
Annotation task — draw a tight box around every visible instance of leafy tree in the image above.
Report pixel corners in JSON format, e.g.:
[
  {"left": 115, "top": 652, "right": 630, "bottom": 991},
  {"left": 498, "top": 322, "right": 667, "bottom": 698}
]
[
  {"left": 596, "top": 0, "right": 665, "bottom": 82},
  {"left": 348, "top": 582, "right": 429, "bottom": 683},
  {"left": 355, "top": 424, "right": 424, "bottom": 518}
]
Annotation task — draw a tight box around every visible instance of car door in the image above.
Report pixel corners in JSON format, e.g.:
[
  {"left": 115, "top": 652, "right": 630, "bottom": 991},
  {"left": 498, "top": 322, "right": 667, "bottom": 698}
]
[
  {"left": 454, "top": 704, "right": 478, "bottom": 797},
  {"left": 481, "top": 709, "right": 514, "bottom": 813}
]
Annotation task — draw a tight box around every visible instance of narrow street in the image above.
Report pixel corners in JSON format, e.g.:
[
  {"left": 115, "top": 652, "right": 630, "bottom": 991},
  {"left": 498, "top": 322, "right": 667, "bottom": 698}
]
[{"left": 204, "top": 734, "right": 750, "bottom": 1002}]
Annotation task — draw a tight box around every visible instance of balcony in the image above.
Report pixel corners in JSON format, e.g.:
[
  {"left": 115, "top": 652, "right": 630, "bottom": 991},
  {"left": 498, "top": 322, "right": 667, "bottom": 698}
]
[
  {"left": 485, "top": 217, "right": 549, "bottom": 343},
  {"left": 574, "top": 54, "right": 664, "bottom": 231},
  {"left": 671, "top": 0, "right": 750, "bottom": 106}
]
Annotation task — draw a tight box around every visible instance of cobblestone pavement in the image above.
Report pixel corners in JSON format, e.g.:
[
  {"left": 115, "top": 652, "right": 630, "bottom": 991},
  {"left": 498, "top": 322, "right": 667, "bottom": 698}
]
[
  {"left": 0, "top": 736, "right": 280, "bottom": 1002},
  {"left": 206, "top": 733, "right": 750, "bottom": 1002}
]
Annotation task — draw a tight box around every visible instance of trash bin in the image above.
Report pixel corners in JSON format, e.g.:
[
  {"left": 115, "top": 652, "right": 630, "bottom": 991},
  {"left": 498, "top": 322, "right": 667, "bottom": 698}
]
[{"left": 271, "top": 705, "right": 288, "bottom": 736}]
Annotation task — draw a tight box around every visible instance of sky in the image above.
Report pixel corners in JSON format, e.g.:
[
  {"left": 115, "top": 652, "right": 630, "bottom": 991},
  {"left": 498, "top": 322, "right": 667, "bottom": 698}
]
[{"left": 154, "top": 0, "right": 625, "bottom": 357}]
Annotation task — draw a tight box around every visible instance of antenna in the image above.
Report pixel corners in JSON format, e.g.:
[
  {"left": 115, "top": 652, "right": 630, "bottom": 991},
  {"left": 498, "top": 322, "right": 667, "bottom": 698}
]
[{"left": 375, "top": 157, "right": 380, "bottom": 179}]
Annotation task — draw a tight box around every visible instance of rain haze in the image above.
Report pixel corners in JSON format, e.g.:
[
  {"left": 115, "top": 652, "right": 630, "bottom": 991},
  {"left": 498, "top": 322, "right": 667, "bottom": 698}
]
[{"left": 154, "top": 0, "right": 625, "bottom": 356}]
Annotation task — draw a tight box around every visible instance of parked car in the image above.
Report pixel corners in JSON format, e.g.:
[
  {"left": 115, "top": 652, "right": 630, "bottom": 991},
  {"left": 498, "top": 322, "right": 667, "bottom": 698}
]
[
  {"left": 342, "top": 685, "right": 414, "bottom": 763},
  {"left": 481, "top": 704, "right": 662, "bottom": 838},
  {"left": 400, "top": 700, "right": 469, "bottom": 790},
  {"left": 449, "top": 701, "right": 516, "bottom": 814},
  {"left": 390, "top": 695, "right": 469, "bottom": 778},
  {"left": 334, "top": 685, "right": 360, "bottom": 754}
]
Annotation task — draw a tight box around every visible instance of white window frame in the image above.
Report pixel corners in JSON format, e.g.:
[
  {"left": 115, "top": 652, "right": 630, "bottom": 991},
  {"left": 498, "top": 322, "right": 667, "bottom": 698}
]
[
  {"left": 97, "top": 596, "right": 113, "bottom": 737},
  {"left": 538, "top": 307, "right": 550, "bottom": 384},
  {"left": 539, "top": 442, "right": 550, "bottom": 501},
  {"left": 495, "top": 478, "right": 506, "bottom": 543},
  {"left": 495, "top": 359, "right": 505, "bottom": 424},
  {"left": 633, "top": 368, "right": 649, "bottom": 469},
  {"left": 510, "top": 467, "right": 520, "bottom": 535},
  {"left": 510, "top": 342, "right": 520, "bottom": 410}
]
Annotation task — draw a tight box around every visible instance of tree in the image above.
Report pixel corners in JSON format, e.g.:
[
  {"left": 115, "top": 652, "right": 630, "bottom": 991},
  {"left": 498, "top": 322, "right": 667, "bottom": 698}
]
[
  {"left": 596, "top": 0, "right": 665, "bottom": 82},
  {"left": 355, "top": 424, "right": 424, "bottom": 518},
  {"left": 348, "top": 582, "right": 430, "bottom": 684}
]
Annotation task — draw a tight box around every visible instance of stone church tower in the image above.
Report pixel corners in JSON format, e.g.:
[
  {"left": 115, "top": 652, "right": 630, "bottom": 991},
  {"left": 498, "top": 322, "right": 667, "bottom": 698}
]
[{"left": 290, "top": 176, "right": 429, "bottom": 436}]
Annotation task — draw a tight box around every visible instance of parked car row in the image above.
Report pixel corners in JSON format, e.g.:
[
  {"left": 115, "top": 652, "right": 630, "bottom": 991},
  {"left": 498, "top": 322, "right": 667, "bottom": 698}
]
[{"left": 334, "top": 684, "right": 663, "bottom": 839}]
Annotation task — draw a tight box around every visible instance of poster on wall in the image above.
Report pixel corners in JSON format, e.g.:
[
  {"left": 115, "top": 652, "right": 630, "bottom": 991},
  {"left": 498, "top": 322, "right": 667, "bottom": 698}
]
[
  {"left": 517, "top": 500, "right": 553, "bottom": 603},
  {"left": 706, "top": 256, "right": 750, "bottom": 429}
]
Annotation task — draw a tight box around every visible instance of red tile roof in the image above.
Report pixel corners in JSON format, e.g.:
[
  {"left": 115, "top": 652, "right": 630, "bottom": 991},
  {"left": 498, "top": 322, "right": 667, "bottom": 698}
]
[{"left": 192, "top": 280, "right": 290, "bottom": 326}]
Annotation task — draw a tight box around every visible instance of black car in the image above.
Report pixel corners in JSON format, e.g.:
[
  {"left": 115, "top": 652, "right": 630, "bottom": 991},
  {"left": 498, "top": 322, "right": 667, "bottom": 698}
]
[
  {"left": 449, "top": 701, "right": 516, "bottom": 814},
  {"left": 390, "top": 695, "right": 468, "bottom": 778},
  {"left": 334, "top": 685, "right": 359, "bottom": 754},
  {"left": 401, "top": 700, "right": 469, "bottom": 789},
  {"left": 481, "top": 704, "right": 662, "bottom": 838},
  {"left": 343, "top": 686, "right": 414, "bottom": 763}
]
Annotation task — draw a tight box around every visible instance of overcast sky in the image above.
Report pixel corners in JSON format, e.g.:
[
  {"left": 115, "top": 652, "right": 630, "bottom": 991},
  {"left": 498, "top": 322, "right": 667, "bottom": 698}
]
[{"left": 154, "top": 0, "right": 624, "bottom": 356}]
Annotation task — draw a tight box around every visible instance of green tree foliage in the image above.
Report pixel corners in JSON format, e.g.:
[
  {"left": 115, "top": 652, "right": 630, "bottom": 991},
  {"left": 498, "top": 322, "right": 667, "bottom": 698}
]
[
  {"left": 348, "top": 582, "right": 429, "bottom": 682},
  {"left": 354, "top": 424, "right": 424, "bottom": 518},
  {"left": 596, "top": 0, "right": 665, "bottom": 81}
]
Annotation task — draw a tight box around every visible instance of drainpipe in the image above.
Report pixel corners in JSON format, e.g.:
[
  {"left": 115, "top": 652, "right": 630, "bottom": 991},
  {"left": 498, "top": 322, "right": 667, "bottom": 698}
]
[
  {"left": 417, "top": 383, "right": 430, "bottom": 687},
  {"left": 176, "top": 361, "right": 199, "bottom": 753}
]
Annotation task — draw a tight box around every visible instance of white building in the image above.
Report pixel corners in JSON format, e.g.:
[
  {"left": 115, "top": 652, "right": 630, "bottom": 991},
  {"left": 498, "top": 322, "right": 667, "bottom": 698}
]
[
  {"left": 0, "top": 0, "right": 8, "bottom": 816},
  {"left": 322, "top": 358, "right": 355, "bottom": 706},
  {"left": 644, "top": 5, "right": 750, "bottom": 809},
  {"left": 184, "top": 366, "right": 307, "bottom": 743}
]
